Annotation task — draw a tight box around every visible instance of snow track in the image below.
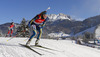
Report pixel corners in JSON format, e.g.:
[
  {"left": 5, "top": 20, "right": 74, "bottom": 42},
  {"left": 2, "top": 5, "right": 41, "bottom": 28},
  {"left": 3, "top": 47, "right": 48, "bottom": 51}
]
[{"left": 0, "top": 37, "right": 100, "bottom": 57}]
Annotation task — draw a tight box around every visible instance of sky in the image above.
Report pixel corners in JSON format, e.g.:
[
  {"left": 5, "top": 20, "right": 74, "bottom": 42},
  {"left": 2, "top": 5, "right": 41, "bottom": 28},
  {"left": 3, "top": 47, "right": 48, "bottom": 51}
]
[{"left": 0, "top": 0, "right": 100, "bottom": 24}]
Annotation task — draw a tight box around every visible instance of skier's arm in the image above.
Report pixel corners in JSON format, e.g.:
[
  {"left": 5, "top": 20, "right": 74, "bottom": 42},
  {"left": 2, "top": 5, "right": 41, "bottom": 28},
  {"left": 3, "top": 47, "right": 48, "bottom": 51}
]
[
  {"left": 41, "top": 17, "right": 49, "bottom": 27},
  {"left": 28, "top": 15, "right": 39, "bottom": 27},
  {"left": 29, "top": 15, "right": 39, "bottom": 25},
  {"left": 31, "top": 15, "right": 39, "bottom": 24}
]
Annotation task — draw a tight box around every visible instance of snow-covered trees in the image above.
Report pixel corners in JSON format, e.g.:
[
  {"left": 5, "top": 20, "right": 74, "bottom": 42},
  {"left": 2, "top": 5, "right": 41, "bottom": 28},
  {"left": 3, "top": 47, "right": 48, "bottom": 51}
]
[{"left": 16, "top": 18, "right": 29, "bottom": 37}]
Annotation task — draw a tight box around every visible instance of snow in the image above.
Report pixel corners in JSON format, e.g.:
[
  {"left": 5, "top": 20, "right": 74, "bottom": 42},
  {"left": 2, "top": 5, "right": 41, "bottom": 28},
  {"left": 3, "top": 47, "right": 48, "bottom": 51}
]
[
  {"left": 48, "top": 32, "right": 70, "bottom": 38},
  {"left": 75, "top": 26, "right": 96, "bottom": 37},
  {"left": 95, "top": 24, "right": 100, "bottom": 38},
  {"left": 48, "top": 13, "right": 71, "bottom": 21},
  {"left": 0, "top": 37, "right": 100, "bottom": 57}
]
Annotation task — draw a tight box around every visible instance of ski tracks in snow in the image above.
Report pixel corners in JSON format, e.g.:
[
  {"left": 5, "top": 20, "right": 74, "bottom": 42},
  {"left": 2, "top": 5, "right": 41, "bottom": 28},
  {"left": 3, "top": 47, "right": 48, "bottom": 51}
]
[
  {"left": 0, "top": 38, "right": 100, "bottom": 57},
  {"left": 0, "top": 43, "right": 37, "bottom": 57}
]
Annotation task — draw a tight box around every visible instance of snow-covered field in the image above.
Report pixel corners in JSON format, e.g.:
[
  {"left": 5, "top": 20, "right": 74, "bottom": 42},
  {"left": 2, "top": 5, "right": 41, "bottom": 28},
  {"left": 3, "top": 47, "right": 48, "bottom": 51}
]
[{"left": 0, "top": 37, "right": 100, "bottom": 57}]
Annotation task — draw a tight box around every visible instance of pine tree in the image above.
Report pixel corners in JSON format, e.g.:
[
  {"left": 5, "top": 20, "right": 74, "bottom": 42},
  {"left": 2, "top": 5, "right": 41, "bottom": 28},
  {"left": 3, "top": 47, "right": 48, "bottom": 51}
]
[
  {"left": 0, "top": 30, "right": 2, "bottom": 37},
  {"left": 16, "top": 18, "right": 29, "bottom": 37}
]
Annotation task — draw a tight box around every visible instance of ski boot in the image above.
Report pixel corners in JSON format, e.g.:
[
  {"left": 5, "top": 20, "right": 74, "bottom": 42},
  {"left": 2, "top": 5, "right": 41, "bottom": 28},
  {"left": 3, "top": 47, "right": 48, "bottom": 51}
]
[
  {"left": 10, "top": 34, "right": 12, "bottom": 37},
  {"left": 6, "top": 34, "right": 9, "bottom": 37},
  {"left": 35, "top": 39, "right": 40, "bottom": 46},
  {"left": 26, "top": 40, "right": 31, "bottom": 46}
]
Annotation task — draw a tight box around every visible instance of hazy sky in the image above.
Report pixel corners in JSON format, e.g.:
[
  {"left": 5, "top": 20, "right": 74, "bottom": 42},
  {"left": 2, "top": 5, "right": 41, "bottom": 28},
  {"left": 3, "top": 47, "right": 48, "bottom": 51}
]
[{"left": 0, "top": 0, "right": 100, "bottom": 24}]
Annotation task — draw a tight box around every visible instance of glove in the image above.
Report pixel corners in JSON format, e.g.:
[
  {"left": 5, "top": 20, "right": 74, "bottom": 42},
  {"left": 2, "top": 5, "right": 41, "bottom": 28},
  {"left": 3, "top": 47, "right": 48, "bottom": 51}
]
[{"left": 39, "top": 24, "right": 45, "bottom": 28}]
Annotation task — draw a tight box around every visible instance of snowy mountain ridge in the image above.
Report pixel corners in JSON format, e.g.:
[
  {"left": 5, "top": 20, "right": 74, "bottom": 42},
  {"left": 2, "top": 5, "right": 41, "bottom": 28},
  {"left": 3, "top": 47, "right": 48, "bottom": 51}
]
[
  {"left": 48, "top": 13, "right": 72, "bottom": 21},
  {"left": 74, "top": 26, "right": 96, "bottom": 37}
]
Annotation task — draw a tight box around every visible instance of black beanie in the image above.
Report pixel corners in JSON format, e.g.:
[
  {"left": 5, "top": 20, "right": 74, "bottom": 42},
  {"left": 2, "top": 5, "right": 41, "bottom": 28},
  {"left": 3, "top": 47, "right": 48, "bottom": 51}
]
[{"left": 41, "top": 11, "right": 47, "bottom": 15}]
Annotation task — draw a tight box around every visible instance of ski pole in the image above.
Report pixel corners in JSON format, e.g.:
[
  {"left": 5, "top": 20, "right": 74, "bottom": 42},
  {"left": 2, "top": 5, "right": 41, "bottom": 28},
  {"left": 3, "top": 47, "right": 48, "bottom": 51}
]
[
  {"left": 7, "top": 38, "right": 13, "bottom": 41},
  {"left": 7, "top": 35, "right": 16, "bottom": 41},
  {"left": 7, "top": 30, "right": 26, "bottom": 41},
  {"left": 46, "top": 7, "right": 50, "bottom": 11},
  {"left": 24, "top": 37, "right": 29, "bottom": 41}
]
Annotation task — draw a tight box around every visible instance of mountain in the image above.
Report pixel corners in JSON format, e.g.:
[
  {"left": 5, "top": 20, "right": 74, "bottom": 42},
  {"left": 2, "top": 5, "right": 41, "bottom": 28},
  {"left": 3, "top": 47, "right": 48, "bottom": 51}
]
[
  {"left": 0, "top": 14, "right": 100, "bottom": 37},
  {"left": 74, "top": 26, "right": 96, "bottom": 37},
  {"left": 83, "top": 15, "right": 100, "bottom": 27},
  {"left": 44, "top": 13, "right": 82, "bottom": 34},
  {"left": 48, "top": 13, "right": 72, "bottom": 21},
  {"left": 44, "top": 15, "right": 100, "bottom": 36}
]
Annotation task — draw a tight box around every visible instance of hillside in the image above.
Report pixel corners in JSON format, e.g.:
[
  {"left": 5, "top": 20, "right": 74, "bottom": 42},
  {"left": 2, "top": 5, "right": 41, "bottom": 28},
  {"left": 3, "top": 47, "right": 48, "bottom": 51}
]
[
  {"left": 0, "top": 14, "right": 100, "bottom": 37},
  {"left": 44, "top": 15, "right": 100, "bottom": 35}
]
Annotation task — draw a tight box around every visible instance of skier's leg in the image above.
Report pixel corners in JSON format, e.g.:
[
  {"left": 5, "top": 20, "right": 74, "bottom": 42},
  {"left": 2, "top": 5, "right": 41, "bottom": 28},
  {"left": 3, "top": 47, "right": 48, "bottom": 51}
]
[
  {"left": 7, "top": 27, "right": 11, "bottom": 35},
  {"left": 26, "top": 25, "right": 37, "bottom": 45},
  {"left": 6, "top": 30, "right": 10, "bottom": 37},
  {"left": 11, "top": 29, "right": 13, "bottom": 34},
  {"left": 29, "top": 30, "right": 37, "bottom": 41},
  {"left": 8, "top": 30, "right": 10, "bottom": 34},
  {"left": 35, "top": 27, "right": 42, "bottom": 46},
  {"left": 26, "top": 29, "right": 37, "bottom": 45},
  {"left": 10, "top": 29, "right": 13, "bottom": 37}
]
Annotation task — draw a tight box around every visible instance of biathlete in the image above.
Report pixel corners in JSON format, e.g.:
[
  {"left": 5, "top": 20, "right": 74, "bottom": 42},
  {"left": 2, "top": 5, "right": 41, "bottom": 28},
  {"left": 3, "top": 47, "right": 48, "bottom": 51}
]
[
  {"left": 6, "top": 22, "right": 15, "bottom": 37},
  {"left": 26, "top": 11, "right": 48, "bottom": 46}
]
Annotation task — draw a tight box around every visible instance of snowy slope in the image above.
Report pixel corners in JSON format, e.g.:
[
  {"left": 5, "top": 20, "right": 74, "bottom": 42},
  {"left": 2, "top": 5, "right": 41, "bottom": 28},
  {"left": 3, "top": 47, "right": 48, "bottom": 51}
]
[
  {"left": 0, "top": 37, "right": 100, "bottom": 57},
  {"left": 75, "top": 26, "right": 96, "bottom": 37},
  {"left": 95, "top": 24, "right": 100, "bottom": 38},
  {"left": 48, "top": 32, "right": 70, "bottom": 38}
]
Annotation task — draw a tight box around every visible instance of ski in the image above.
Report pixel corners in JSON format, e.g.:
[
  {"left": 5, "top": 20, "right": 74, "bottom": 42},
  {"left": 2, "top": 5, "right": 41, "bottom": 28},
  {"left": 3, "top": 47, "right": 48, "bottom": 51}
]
[
  {"left": 19, "top": 44, "right": 43, "bottom": 55},
  {"left": 30, "top": 45, "right": 60, "bottom": 52},
  {"left": 7, "top": 34, "right": 17, "bottom": 41}
]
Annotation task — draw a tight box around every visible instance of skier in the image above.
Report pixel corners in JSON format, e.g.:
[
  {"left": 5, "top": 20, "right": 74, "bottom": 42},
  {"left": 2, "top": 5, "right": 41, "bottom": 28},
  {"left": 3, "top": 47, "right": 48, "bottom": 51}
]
[
  {"left": 26, "top": 11, "right": 48, "bottom": 46},
  {"left": 6, "top": 22, "right": 15, "bottom": 37}
]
